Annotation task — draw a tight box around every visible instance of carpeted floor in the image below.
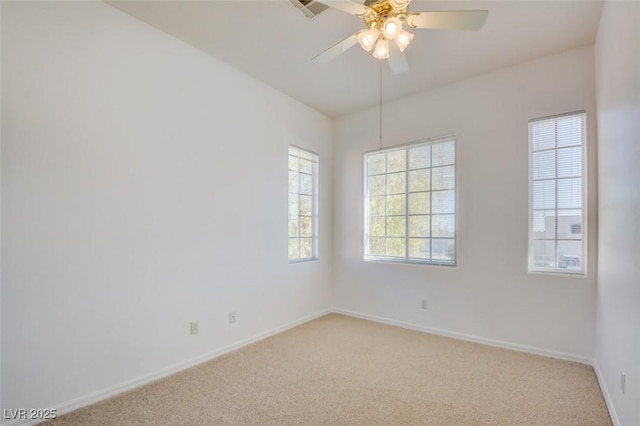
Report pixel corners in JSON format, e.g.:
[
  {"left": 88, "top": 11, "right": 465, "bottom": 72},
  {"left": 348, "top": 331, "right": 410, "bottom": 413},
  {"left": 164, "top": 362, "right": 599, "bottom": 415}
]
[{"left": 48, "top": 314, "right": 611, "bottom": 425}]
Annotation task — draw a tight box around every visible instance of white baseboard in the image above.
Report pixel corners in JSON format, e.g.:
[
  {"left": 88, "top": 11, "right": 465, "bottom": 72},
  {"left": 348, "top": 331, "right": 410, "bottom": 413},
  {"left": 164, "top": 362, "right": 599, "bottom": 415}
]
[
  {"left": 1, "top": 308, "right": 331, "bottom": 426},
  {"left": 3, "top": 308, "right": 614, "bottom": 426},
  {"left": 593, "top": 360, "right": 621, "bottom": 426},
  {"left": 334, "top": 308, "right": 619, "bottom": 425},
  {"left": 332, "top": 308, "right": 593, "bottom": 365}
]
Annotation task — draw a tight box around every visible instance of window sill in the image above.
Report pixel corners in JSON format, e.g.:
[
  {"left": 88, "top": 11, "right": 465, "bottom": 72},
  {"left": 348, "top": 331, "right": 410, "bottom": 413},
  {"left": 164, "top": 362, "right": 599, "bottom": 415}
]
[
  {"left": 528, "top": 268, "right": 585, "bottom": 277},
  {"left": 288, "top": 258, "right": 319, "bottom": 264},
  {"left": 364, "top": 257, "right": 456, "bottom": 268}
]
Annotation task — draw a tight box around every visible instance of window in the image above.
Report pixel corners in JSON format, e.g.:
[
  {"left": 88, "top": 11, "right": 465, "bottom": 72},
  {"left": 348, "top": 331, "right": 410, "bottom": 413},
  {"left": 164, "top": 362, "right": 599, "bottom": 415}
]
[
  {"left": 364, "top": 137, "right": 456, "bottom": 265},
  {"left": 288, "top": 146, "right": 318, "bottom": 262},
  {"left": 529, "top": 112, "right": 586, "bottom": 274}
]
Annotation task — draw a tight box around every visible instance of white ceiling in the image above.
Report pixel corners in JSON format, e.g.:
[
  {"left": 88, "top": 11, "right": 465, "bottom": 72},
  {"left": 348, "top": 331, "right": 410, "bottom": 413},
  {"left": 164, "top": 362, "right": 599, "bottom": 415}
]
[{"left": 107, "top": 0, "right": 603, "bottom": 118}]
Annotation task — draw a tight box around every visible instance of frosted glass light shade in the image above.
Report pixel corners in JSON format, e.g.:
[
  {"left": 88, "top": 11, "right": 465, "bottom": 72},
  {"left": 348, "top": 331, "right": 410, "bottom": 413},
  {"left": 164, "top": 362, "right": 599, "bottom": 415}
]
[
  {"left": 394, "top": 29, "right": 414, "bottom": 52},
  {"left": 382, "top": 17, "right": 401, "bottom": 40},
  {"left": 358, "top": 28, "right": 381, "bottom": 52},
  {"left": 372, "top": 38, "right": 390, "bottom": 59}
]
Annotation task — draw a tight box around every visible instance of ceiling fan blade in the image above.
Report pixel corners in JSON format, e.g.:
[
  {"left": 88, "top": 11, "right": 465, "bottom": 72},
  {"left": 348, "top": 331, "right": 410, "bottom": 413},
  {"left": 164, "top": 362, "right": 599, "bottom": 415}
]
[
  {"left": 315, "top": 0, "right": 375, "bottom": 18},
  {"left": 388, "top": 43, "right": 409, "bottom": 75},
  {"left": 312, "top": 32, "right": 360, "bottom": 64},
  {"left": 406, "top": 10, "right": 489, "bottom": 31}
]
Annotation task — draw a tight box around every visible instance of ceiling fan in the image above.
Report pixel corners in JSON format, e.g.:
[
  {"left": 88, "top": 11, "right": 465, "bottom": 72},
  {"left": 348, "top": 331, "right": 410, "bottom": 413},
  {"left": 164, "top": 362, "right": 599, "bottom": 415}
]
[{"left": 312, "top": 0, "right": 489, "bottom": 74}]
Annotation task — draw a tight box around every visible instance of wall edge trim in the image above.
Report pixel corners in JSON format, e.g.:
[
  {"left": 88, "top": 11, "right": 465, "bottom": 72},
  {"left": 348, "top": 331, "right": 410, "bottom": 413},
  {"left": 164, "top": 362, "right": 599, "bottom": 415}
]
[
  {"left": 1, "top": 309, "right": 332, "bottom": 426},
  {"left": 593, "top": 359, "right": 621, "bottom": 426},
  {"left": 332, "top": 308, "right": 593, "bottom": 364}
]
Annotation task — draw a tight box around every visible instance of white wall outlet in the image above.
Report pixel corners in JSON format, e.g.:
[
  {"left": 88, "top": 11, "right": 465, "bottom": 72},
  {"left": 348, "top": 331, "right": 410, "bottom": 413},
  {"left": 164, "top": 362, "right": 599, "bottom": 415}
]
[
  {"left": 190, "top": 321, "right": 199, "bottom": 335},
  {"left": 620, "top": 370, "right": 626, "bottom": 394},
  {"left": 229, "top": 312, "right": 237, "bottom": 324},
  {"left": 421, "top": 299, "right": 428, "bottom": 310}
]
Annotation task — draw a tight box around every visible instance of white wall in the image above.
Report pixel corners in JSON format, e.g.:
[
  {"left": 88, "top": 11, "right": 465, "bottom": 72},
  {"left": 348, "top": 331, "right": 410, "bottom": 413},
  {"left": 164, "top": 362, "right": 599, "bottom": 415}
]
[
  {"left": 0, "top": 0, "right": 3, "bottom": 411},
  {"left": 594, "top": 2, "right": 640, "bottom": 424},
  {"left": 333, "top": 46, "right": 598, "bottom": 359},
  {"left": 1, "top": 1, "right": 332, "bottom": 415}
]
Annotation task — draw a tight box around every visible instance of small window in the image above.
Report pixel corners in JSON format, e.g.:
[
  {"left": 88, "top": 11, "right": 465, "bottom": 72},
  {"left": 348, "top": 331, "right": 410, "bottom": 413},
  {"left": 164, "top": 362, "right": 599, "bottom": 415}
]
[
  {"left": 288, "top": 146, "right": 319, "bottom": 262},
  {"left": 364, "top": 137, "right": 456, "bottom": 265},
  {"left": 529, "top": 112, "right": 586, "bottom": 274}
]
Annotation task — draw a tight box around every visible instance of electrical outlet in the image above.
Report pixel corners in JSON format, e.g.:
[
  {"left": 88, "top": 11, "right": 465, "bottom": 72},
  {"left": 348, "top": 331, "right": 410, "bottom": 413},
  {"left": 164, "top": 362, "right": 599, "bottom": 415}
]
[
  {"left": 229, "top": 312, "right": 237, "bottom": 324},
  {"left": 190, "top": 321, "right": 199, "bottom": 335},
  {"left": 421, "top": 299, "right": 428, "bottom": 310},
  {"left": 620, "top": 370, "right": 626, "bottom": 394}
]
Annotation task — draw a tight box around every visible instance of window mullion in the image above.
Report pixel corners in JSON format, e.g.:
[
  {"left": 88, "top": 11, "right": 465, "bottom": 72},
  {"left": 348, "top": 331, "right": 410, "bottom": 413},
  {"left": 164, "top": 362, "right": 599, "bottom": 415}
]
[
  {"left": 555, "top": 122, "right": 559, "bottom": 268},
  {"left": 384, "top": 180, "right": 388, "bottom": 257},
  {"left": 528, "top": 111, "right": 585, "bottom": 274},
  {"left": 429, "top": 145, "right": 433, "bottom": 262},
  {"left": 288, "top": 147, "right": 318, "bottom": 263},
  {"left": 405, "top": 149, "right": 409, "bottom": 260},
  {"left": 364, "top": 138, "right": 455, "bottom": 265}
]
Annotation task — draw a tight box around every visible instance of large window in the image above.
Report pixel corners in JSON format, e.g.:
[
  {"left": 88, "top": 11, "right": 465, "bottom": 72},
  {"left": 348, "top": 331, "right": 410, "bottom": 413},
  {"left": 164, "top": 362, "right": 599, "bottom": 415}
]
[
  {"left": 364, "top": 137, "right": 456, "bottom": 265},
  {"left": 288, "top": 146, "right": 318, "bottom": 262},
  {"left": 529, "top": 112, "right": 586, "bottom": 274}
]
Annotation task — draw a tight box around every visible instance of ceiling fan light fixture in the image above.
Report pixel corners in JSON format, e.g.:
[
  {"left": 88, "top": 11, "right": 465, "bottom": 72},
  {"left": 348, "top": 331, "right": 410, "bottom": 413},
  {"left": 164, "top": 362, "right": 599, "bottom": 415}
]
[
  {"left": 357, "top": 27, "right": 381, "bottom": 52},
  {"left": 394, "top": 29, "right": 414, "bottom": 52},
  {"left": 389, "top": 0, "right": 409, "bottom": 9},
  {"left": 382, "top": 17, "right": 402, "bottom": 40},
  {"left": 312, "top": 1, "right": 489, "bottom": 72},
  {"left": 372, "top": 38, "right": 390, "bottom": 59}
]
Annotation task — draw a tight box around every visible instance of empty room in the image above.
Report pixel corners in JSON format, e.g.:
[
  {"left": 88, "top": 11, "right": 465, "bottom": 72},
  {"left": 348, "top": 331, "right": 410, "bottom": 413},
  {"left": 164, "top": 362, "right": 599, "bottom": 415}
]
[{"left": 1, "top": 0, "right": 638, "bottom": 425}]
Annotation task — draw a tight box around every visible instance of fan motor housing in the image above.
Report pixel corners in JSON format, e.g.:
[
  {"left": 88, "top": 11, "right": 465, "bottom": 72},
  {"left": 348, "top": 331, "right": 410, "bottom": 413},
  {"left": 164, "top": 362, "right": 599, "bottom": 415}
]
[{"left": 363, "top": 1, "right": 409, "bottom": 30}]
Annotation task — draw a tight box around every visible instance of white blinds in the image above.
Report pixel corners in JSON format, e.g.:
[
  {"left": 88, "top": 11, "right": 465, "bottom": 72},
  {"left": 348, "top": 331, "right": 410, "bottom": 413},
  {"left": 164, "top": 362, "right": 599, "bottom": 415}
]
[{"left": 529, "top": 112, "right": 585, "bottom": 273}]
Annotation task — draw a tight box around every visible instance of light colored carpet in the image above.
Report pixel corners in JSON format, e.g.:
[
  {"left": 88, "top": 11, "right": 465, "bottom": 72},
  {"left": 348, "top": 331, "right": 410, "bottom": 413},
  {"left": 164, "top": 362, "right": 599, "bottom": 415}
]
[{"left": 48, "top": 314, "right": 611, "bottom": 425}]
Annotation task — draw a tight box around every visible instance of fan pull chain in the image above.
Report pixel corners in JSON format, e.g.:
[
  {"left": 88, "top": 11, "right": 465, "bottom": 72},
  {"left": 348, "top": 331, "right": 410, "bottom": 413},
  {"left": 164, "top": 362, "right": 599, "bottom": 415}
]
[{"left": 379, "top": 59, "right": 383, "bottom": 152}]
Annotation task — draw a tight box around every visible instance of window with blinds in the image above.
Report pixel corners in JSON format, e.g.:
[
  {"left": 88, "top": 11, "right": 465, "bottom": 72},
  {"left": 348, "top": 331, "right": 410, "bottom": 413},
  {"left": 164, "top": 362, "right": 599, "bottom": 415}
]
[
  {"left": 288, "top": 146, "right": 319, "bottom": 262},
  {"left": 364, "top": 137, "right": 456, "bottom": 265},
  {"left": 529, "top": 112, "right": 586, "bottom": 274}
]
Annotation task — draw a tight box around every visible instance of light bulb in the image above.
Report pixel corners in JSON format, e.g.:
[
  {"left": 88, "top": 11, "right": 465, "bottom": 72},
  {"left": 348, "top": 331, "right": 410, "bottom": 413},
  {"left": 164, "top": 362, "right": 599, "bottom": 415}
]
[
  {"left": 394, "top": 29, "right": 414, "bottom": 52},
  {"left": 372, "top": 38, "right": 389, "bottom": 59},
  {"left": 357, "top": 27, "right": 380, "bottom": 52},
  {"left": 382, "top": 17, "right": 401, "bottom": 40}
]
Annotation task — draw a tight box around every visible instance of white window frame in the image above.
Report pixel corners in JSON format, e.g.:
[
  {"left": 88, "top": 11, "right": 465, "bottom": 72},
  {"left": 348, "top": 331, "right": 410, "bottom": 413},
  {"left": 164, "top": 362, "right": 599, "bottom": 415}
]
[
  {"left": 288, "top": 146, "right": 319, "bottom": 263},
  {"left": 528, "top": 111, "right": 586, "bottom": 275},
  {"left": 363, "top": 136, "right": 457, "bottom": 266}
]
